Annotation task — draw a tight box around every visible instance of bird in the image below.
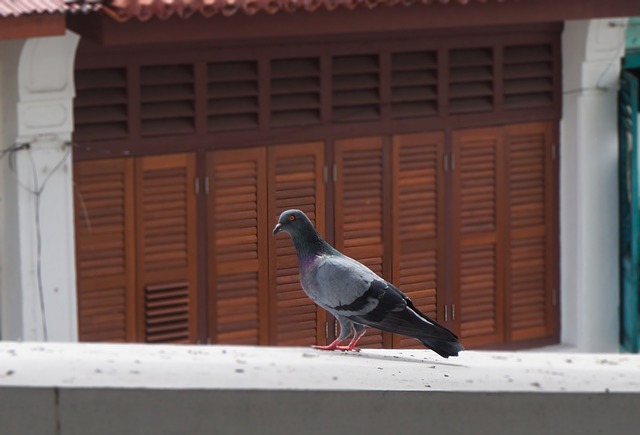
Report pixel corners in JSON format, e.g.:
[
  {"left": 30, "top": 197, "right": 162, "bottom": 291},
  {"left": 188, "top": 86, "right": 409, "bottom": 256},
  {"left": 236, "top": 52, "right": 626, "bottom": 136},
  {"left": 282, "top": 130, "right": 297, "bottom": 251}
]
[{"left": 272, "top": 209, "right": 464, "bottom": 358}]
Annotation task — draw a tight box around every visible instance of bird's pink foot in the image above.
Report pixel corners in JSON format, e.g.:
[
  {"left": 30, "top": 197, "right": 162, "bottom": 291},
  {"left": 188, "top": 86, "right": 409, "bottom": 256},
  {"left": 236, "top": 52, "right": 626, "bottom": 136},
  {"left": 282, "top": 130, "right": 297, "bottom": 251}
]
[
  {"left": 312, "top": 344, "right": 338, "bottom": 351},
  {"left": 335, "top": 345, "right": 361, "bottom": 352},
  {"left": 312, "top": 339, "right": 343, "bottom": 351}
]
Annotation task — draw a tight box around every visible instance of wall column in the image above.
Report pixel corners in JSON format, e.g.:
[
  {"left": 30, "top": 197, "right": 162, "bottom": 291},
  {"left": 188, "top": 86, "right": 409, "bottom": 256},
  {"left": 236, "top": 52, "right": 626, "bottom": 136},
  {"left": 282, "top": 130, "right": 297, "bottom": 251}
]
[
  {"left": 1, "top": 31, "right": 79, "bottom": 341},
  {"left": 561, "top": 19, "right": 627, "bottom": 351}
]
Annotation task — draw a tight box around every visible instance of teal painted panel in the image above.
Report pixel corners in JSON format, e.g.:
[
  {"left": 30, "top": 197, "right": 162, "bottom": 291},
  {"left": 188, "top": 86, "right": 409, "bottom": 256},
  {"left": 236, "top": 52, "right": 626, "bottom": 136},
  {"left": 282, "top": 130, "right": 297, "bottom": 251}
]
[
  {"left": 619, "top": 70, "right": 640, "bottom": 353},
  {"left": 626, "top": 17, "right": 640, "bottom": 52}
]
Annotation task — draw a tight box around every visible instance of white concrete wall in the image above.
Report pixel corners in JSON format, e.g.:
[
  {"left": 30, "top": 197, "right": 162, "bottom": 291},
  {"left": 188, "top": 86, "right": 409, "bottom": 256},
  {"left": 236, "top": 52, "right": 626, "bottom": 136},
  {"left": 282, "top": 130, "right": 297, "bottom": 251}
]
[
  {"left": 561, "top": 19, "right": 627, "bottom": 351},
  {"left": 0, "top": 38, "right": 26, "bottom": 340},
  {"left": 0, "top": 32, "right": 79, "bottom": 341},
  {"left": 1, "top": 343, "right": 640, "bottom": 435}
]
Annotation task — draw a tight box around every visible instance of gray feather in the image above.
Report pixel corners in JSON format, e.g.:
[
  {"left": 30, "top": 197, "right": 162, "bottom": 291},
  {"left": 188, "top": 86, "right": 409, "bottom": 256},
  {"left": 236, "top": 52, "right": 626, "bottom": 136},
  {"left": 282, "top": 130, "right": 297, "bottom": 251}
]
[{"left": 302, "top": 255, "right": 375, "bottom": 311}]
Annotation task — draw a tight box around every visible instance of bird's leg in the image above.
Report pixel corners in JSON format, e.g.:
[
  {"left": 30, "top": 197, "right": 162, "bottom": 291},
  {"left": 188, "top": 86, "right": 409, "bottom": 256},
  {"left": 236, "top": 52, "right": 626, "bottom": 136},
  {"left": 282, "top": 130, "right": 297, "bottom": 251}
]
[
  {"left": 336, "top": 324, "right": 366, "bottom": 352},
  {"left": 312, "top": 316, "right": 352, "bottom": 351},
  {"left": 312, "top": 338, "right": 343, "bottom": 351}
]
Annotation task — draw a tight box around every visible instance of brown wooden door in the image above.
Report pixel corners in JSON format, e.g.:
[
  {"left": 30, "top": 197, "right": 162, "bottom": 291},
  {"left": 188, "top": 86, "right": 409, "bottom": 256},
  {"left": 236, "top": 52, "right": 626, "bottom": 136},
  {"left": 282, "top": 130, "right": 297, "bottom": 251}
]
[
  {"left": 75, "top": 158, "right": 136, "bottom": 342},
  {"left": 452, "top": 127, "right": 506, "bottom": 348},
  {"left": 505, "top": 122, "right": 556, "bottom": 342},
  {"left": 207, "top": 147, "right": 269, "bottom": 345},
  {"left": 75, "top": 153, "right": 198, "bottom": 343},
  {"left": 391, "top": 132, "right": 446, "bottom": 348},
  {"left": 268, "top": 142, "right": 327, "bottom": 346},
  {"left": 334, "top": 136, "right": 387, "bottom": 348},
  {"left": 134, "top": 153, "right": 198, "bottom": 343}
]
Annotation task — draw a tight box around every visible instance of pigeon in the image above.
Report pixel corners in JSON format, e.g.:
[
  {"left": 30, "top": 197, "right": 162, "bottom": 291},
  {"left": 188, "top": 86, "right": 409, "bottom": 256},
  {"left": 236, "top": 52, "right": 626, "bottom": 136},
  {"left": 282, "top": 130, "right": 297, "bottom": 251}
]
[{"left": 272, "top": 209, "right": 464, "bottom": 358}]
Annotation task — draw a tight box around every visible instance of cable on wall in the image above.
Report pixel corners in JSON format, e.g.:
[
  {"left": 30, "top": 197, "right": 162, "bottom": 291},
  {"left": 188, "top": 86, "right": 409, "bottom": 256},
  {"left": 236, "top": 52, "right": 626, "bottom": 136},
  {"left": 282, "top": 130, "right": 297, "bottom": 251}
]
[{"left": 3, "top": 142, "right": 71, "bottom": 341}]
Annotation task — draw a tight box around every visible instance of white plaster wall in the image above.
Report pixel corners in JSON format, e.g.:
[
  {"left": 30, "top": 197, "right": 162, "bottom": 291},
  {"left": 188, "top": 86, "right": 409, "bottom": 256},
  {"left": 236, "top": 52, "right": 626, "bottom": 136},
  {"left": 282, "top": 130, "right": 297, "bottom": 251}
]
[
  {"left": 0, "top": 38, "right": 26, "bottom": 340},
  {"left": 0, "top": 32, "right": 79, "bottom": 341},
  {"left": 561, "top": 19, "right": 627, "bottom": 352}
]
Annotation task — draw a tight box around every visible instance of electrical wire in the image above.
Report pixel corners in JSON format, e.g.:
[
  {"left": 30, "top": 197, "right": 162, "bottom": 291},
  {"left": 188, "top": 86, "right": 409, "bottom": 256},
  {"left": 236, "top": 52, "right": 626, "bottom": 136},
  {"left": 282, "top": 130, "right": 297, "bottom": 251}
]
[{"left": 3, "top": 143, "right": 71, "bottom": 341}]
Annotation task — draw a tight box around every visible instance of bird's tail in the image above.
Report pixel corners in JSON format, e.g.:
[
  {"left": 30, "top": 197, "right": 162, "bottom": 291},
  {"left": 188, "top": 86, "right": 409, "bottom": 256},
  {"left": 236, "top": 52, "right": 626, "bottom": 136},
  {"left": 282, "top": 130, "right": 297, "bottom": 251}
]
[
  {"left": 418, "top": 337, "right": 464, "bottom": 358},
  {"left": 353, "top": 298, "right": 464, "bottom": 358}
]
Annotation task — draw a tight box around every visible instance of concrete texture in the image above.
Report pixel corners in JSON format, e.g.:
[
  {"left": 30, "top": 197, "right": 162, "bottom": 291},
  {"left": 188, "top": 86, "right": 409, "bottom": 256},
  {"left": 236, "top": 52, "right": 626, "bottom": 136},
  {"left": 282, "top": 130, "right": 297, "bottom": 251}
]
[
  {"left": 1, "top": 342, "right": 639, "bottom": 392},
  {"left": 2, "top": 342, "right": 640, "bottom": 434}
]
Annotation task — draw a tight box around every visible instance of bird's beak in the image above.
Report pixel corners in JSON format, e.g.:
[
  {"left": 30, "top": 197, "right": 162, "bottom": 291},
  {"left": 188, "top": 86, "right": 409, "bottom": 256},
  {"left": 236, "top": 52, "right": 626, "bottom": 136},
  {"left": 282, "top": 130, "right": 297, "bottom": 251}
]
[{"left": 272, "top": 223, "right": 283, "bottom": 236}]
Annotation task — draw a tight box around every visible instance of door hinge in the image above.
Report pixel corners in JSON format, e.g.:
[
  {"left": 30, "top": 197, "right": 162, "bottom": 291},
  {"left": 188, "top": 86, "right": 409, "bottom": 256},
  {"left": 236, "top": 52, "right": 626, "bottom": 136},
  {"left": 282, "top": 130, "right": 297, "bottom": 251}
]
[
  {"left": 444, "top": 304, "right": 448, "bottom": 322},
  {"left": 325, "top": 322, "right": 329, "bottom": 339},
  {"left": 451, "top": 303, "right": 456, "bottom": 321},
  {"left": 334, "top": 320, "right": 338, "bottom": 337},
  {"left": 444, "top": 153, "right": 455, "bottom": 172},
  {"left": 324, "top": 166, "right": 329, "bottom": 183},
  {"left": 204, "top": 176, "right": 210, "bottom": 195},
  {"left": 195, "top": 177, "right": 200, "bottom": 195},
  {"left": 333, "top": 164, "right": 338, "bottom": 183}
]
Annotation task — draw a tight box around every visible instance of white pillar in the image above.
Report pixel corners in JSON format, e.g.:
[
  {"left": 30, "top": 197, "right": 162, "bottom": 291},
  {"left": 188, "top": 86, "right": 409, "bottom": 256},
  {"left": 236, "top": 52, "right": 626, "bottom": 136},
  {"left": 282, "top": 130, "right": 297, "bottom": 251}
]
[
  {"left": 561, "top": 19, "right": 627, "bottom": 352},
  {"left": 0, "top": 32, "right": 79, "bottom": 341},
  {"left": 1, "top": 37, "right": 27, "bottom": 340}
]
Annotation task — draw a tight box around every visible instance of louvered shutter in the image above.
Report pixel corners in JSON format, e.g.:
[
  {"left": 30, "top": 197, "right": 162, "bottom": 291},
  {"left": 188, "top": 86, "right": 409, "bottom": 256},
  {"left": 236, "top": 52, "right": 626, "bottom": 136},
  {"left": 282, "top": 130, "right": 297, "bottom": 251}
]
[
  {"left": 505, "top": 123, "right": 555, "bottom": 341},
  {"left": 452, "top": 127, "right": 505, "bottom": 347},
  {"left": 135, "top": 154, "right": 198, "bottom": 343},
  {"left": 270, "top": 58, "right": 321, "bottom": 127},
  {"left": 140, "top": 64, "right": 195, "bottom": 136},
  {"left": 503, "top": 45, "right": 554, "bottom": 110},
  {"left": 74, "top": 158, "right": 136, "bottom": 342},
  {"left": 334, "top": 137, "right": 386, "bottom": 348},
  {"left": 391, "top": 132, "right": 445, "bottom": 349},
  {"left": 207, "top": 61, "right": 259, "bottom": 132},
  {"left": 332, "top": 54, "right": 380, "bottom": 122},
  {"left": 74, "top": 67, "right": 128, "bottom": 141},
  {"left": 268, "top": 142, "right": 326, "bottom": 346},
  {"left": 208, "top": 147, "right": 268, "bottom": 345},
  {"left": 448, "top": 48, "right": 494, "bottom": 114},
  {"left": 391, "top": 51, "right": 438, "bottom": 119}
]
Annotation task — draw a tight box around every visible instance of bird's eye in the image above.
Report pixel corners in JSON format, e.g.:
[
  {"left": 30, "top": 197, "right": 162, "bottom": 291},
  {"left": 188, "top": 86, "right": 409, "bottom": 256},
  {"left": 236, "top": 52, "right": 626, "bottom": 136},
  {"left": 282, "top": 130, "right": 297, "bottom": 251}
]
[{"left": 289, "top": 215, "right": 295, "bottom": 221}]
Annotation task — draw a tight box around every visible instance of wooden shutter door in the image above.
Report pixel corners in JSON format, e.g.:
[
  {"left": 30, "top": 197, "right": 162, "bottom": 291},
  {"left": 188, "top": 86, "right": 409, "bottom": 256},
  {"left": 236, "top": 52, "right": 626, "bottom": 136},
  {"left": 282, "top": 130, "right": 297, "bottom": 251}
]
[
  {"left": 452, "top": 127, "right": 505, "bottom": 348},
  {"left": 334, "top": 137, "right": 386, "bottom": 348},
  {"left": 75, "top": 158, "right": 136, "bottom": 342},
  {"left": 268, "top": 142, "right": 326, "bottom": 346},
  {"left": 135, "top": 153, "right": 198, "bottom": 343},
  {"left": 207, "top": 147, "right": 268, "bottom": 345},
  {"left": 391, "top": 132, "right": 445, "bottom": 349},
  {"left": 505, "top": 122, "right": 556, "bottom": 341}
]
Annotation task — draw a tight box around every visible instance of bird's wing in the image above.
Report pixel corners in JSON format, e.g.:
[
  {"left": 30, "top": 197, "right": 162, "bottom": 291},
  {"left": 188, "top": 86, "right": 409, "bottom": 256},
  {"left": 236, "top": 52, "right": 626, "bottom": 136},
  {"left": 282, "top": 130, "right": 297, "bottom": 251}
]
[{"left": 309, "top": 254, "right": 407, "bottom": 317}]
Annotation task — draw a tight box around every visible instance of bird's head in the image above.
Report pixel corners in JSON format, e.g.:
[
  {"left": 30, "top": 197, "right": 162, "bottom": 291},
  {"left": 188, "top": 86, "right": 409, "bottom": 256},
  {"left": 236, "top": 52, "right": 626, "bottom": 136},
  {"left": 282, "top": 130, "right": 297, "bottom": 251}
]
[{"left": 272, "top": 209, "right": 314, "bottom": 237}]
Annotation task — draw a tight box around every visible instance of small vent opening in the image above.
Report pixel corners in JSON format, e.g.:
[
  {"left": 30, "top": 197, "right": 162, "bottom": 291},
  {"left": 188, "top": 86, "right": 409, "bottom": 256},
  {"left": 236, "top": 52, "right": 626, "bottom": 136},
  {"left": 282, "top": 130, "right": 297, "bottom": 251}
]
[{"left": 145, "top": 281, "right": 191, "bottom": 343}]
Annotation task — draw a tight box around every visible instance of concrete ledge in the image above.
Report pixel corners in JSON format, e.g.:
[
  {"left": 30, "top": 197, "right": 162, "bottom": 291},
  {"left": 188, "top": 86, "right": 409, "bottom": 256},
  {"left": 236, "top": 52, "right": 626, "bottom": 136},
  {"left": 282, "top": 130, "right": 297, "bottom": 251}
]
[
  {"left": 0, "top": 388, "right": 638, "bottom": 435},
  {"left": 1, "top": 342, "right": 640, "bottom": 434},
  {"left": 1, "top": 342, "right": 638, "bottom": 392}
]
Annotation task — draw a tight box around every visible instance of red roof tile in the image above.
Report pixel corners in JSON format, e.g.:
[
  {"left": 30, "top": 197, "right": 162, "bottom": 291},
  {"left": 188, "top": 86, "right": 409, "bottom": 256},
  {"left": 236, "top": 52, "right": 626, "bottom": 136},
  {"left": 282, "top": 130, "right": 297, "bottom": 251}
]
[
  {"left": 0, "top": 0, "right": 99, "bottom": 18},
  {"left": 102, "top": 0, "right": 505, "bottom": 22}
]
